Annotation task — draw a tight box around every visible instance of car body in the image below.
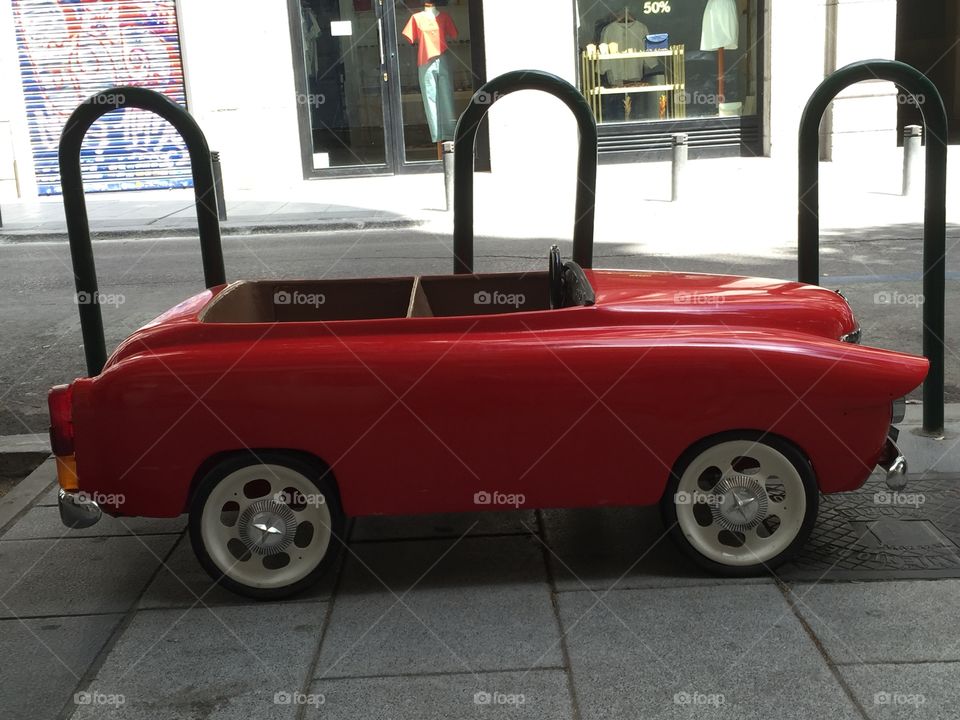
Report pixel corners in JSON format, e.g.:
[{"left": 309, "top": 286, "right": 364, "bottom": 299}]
[{"left": 50, "top": 263, "right": 926, "bottom": 596}]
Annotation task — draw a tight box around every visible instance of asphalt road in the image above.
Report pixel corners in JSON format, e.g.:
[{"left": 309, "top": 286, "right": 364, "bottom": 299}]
[{"left": 1, "top": 223, "right": 958, "bottom": 436}]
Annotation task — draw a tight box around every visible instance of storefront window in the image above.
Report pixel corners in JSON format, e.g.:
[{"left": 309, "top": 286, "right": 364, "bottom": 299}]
[
  {"left": 576, "top": 0, "right": 760, "bottom": 124},
  {"left": 295, "top": 0, "right": 479, "bottom": 173}
]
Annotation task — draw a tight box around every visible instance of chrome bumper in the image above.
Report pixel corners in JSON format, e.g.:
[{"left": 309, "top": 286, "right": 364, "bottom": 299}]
[
  {"left": 877, "top": 437, "right": 908, "bottom": 491},
  {"left": 58, "top": 489, "right": 102, "bottom": 529}
]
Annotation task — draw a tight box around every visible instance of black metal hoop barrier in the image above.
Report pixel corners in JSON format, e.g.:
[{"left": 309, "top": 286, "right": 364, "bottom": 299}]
[
  {"left": 452, "top": 70, "right": 598, "bottom": 274},
  {"left": 798, "top": 60, "right": 948, "bottom": 435},
  {"left": 59, "top": 86, "right": 226, "bottom": 377}
]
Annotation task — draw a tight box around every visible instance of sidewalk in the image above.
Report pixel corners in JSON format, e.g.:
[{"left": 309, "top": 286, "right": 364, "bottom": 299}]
[
  {"left": 5, "top": 148, "right": 960, "bottom": 245},
  {"left": 1, "top": 455, "right": 959, "bottom": 720}
]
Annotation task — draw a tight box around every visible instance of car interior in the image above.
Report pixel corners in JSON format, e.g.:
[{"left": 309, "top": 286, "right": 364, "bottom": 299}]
[{"left": 200, "top": 247, "right": 595, "bottom": 323}]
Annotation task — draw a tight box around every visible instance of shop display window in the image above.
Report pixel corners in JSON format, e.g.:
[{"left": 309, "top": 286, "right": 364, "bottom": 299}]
[{"left": 576, "top": 0, "right": 760, "bottom": 124}]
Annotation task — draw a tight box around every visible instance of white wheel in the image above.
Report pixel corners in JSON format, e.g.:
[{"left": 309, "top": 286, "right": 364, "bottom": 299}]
[
  {"left": 663, "top": 436, "right": 818, "bottom": 574},
  {"left": 189, "top": 454, "right": 343, "bottom": 599}
]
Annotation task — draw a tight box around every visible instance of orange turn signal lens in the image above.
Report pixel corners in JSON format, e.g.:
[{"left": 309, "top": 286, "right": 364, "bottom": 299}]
[{"left": 56, "top": 455, "right": 79, "bottom": 492}]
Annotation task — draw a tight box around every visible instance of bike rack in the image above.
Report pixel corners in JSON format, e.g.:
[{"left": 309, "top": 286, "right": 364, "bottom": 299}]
[
  {"left": 798, "top": 60, "right": 948, "bottom": 435},
  {"left": 59, "top": 86, "right": 226, "bottom": 377},
  {"left": 453, "top": 70, "right": 598, "bottom": 274}
]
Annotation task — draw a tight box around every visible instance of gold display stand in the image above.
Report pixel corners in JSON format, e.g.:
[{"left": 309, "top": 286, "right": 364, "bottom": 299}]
[{"left": 580, "top": 45, "right": 686, "bottom": 122}]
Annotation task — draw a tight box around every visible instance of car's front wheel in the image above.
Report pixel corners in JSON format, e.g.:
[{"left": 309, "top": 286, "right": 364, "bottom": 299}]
[
  {"left": 661, "top": 433, "right": 818, "bottom": 575},
  {"left": 189, "top": 452, "right": 345, "bottom": 599}
]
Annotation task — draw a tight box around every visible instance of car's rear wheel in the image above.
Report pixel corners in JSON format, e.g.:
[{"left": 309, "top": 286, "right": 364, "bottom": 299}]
[
  {"left": 189, "top": 452, "right": 344, "bottom": 600},
  {"left": 661, "top": 433, "right": 818, "bottom": 575}
]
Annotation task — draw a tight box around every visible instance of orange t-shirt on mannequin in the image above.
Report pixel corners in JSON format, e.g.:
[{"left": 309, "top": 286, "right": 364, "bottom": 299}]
[{"left": 402, "top": 9, "right": 458, "bottom": 66}]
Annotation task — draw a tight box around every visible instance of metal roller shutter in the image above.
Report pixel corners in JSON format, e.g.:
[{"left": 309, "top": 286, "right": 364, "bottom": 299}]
[{"left": 13, "top": 0, "right": 192, "bottom": 195}]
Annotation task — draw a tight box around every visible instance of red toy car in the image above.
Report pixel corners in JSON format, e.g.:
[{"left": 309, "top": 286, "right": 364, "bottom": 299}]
[{"left": 50, "top": 73, "right": 925, "bottom": 599}]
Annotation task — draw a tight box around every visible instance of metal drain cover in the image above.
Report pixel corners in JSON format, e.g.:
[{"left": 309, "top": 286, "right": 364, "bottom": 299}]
[{"left": 780, "top": 476, "right": 960, "bottom": 580}]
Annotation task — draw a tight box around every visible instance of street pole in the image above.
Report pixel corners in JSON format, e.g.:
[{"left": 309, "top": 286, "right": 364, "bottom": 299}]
[
  {"left": 442, "top": 141, "right": 455, "bottom": 212},
  {"left": 671, "top": 133, "right": 688, "bottom": 202}
]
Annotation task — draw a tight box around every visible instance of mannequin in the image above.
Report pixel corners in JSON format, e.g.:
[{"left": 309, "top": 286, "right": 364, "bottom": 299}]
[
  {"left": 402, "top": 2, "right": 458, "bottom": 158},
  {"left": 700, "top": 0, "right": 739, "bottom": 107}
]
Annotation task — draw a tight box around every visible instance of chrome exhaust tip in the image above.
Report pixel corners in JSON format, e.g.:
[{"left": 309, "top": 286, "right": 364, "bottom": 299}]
[
  {"left": 58, "top": 489, "right": 102, "bottom": 529},
  {"left": 877, "top": 438, "right": 908, "bottom": 491}
]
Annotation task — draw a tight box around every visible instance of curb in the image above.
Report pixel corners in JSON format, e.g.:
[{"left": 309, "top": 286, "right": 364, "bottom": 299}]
[
  {"left": 0, "top": 216, "right": 426, "bottom": 243},
  {"left": 0, "top": 457, "right": 54, "bottom": 536},
  {"left": 0, "top": 433, "right": 47, "bottom": 454},
  {"left": 897, "top": 403, "right": 960, "bottom": 475}
]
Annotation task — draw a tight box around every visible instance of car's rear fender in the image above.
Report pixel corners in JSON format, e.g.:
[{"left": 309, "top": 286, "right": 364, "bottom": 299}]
[{"left": 185, "top": 448, "right": 340, "bottom": 515}]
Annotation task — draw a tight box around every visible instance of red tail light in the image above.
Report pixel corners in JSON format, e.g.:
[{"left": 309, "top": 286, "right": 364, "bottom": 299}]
[{"left": 48, "top": 384, "right": 74, "bottom": 456}]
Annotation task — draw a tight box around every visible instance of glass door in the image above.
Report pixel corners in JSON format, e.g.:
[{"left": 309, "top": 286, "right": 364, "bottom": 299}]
[{"left": 296, "top": 0, "right": 392, "bottom": 172}]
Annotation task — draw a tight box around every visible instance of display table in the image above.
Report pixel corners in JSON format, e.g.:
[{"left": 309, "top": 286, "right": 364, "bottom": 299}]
[{"left": 580, "top": 45, "right": 686, "bottom": 122}]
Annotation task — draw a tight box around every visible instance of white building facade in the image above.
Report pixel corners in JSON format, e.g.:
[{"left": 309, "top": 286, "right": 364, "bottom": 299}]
[{"left": 0, "top": 0, "right": 936, "bottom": 202}]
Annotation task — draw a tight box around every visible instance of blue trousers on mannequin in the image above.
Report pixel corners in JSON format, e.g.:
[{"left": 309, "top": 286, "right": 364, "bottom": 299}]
[{"left": 418, "top": 52, "right": 457, "bottom": 142}]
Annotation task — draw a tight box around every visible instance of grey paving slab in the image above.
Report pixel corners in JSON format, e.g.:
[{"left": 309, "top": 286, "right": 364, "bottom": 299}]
[
  {"left": 0, "top": 535, "right": 177, "bottom": 617},
  {"left": 306, "top": 669, "right": 574, "bottom": 720},
  {"left": 140, "top": 534, "right": 338, "bottom": 609},
  {"left": 541, "top": 506, "right": 774, "bottom": 591},
  {"left": 38, "top": 485, "right": 58, "bottom": 506},
  {"left": 839, "top": 662, "right": 960, "bottom": 720},
  {"left": 316, "top": 536, "right": 561, "bottom": 677},
  {"left": 339, "top": 534, "right": 548, "bottom": 592},
  {"left": 789, "top": 580, "right": 960, "bottom": 664},
  {"left": 0, "top": 614, "right": 122, "bottom": 720},
  {"left": 350, "top": 510, "right": 538, "bottom": 542},
  {"left": 559, "top": 585, "right": 861, "bottom": 720},
  {"left": 69, "top": 603, "right": 328, "bottom": 720},
  {"left": 2, "top": 505, "right": 185, "bottom": 540}
]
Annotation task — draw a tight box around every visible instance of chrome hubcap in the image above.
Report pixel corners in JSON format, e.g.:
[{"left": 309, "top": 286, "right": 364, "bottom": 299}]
[
  {"left": 713, "top": 476, "right": 768, "bottom": 531},
  {"left": 238, "top": 500, "right": 297, "bottom": 555}
]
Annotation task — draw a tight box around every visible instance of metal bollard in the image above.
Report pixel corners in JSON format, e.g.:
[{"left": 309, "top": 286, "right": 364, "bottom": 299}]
[
  {"left": 442, "top": 141, "right": 455, "bottom": 212},
  {"left": 671, "top": 133, "right": 688, "bottom": 202},
  {"left": 211, "top": 151, "right": 227, "bottom": 221},
  {"left": 902, "top": 125, "right": 922, "bottom": 197}
]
